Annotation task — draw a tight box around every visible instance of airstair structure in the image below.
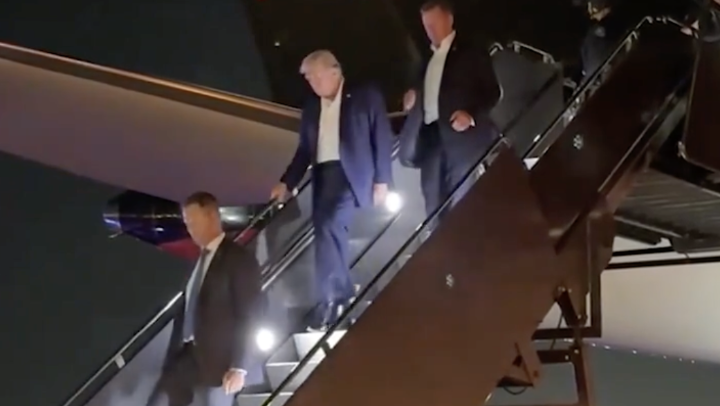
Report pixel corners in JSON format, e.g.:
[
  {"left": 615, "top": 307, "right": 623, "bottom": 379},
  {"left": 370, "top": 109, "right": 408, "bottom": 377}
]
[
  {"left": 9, "top": 14, "right": 706, "bottom": 406},
  {"left": 681, "top": 36, "right": 720, "bottom": 173},
  {"left": 233, "top": 18, "right": 693, "bottom": 406}
]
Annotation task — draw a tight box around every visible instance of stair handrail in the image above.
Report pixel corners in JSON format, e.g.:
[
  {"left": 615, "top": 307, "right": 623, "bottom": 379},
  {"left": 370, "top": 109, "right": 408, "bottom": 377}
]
[
  {"left": 525, "top": 15, "right": 686, "bottom": 157},
  {"left": 510, "top": 41, "right": 556, "bottom": 63},
  {"left": 487, "top": 41, "right": 557, "bottom": 64},
  {"left": 488, "top": 42, "right": 504, "bottom": 55},
  {"left": 231, "top": 200, "right": 287, "bottom": 243},
  {"left": 260, "top": 15, "right": 682, "bottom": 406}
]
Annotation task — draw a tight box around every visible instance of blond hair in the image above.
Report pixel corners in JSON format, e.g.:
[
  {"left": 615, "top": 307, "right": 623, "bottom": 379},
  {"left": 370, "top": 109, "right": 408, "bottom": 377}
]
[{"left": 299, "top": 49, "right": 342, "bottom": 74}]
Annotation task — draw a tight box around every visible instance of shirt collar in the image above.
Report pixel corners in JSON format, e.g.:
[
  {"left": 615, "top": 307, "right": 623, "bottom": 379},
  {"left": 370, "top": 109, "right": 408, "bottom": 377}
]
[
  {"left": 322, "top": 80, "right": 345, "bottom": 106},
  {"left": 204, "top": 232, "right": 225, "bottom": 253},
  {"left": 431, "top": 30, "right": 456, "bottom": 53}
]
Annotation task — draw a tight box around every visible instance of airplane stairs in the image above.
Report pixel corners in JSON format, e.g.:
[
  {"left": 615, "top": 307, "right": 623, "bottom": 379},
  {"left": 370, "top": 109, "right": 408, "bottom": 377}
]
[{"left": 234, "top": 17, "right": 694, "bottom": 406}]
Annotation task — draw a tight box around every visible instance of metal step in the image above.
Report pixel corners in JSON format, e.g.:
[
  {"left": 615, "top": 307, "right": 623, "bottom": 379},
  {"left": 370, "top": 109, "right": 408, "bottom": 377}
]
[
  {"left": 266, "top": 360, "right": 321, "bottom": 393},
  {"left": 292, "top": 330, "right": 347, "bottom": 361},
  {"left": 253, "top": 301, "right": 376, "bottom": 399},
  {"left": 618, "top": 169, "right": 720, "bottom": 238},
  {"left": 236, "top": 392, "right": 292, "bottom": 406},
  {"left": 237, "top": 331, "right": 350, "bottom": 406}
]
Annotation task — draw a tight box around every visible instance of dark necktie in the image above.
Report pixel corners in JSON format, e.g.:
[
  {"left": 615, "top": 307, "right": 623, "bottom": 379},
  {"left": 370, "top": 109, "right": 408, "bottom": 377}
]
[{"left": 183, "top": 248, "right": 210, "bottom": 341}]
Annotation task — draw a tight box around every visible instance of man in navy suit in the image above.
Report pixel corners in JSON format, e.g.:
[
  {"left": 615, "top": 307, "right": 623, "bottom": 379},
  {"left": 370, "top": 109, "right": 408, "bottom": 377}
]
[{"left": 269, "top": 50, "right": 394, "bottom": 330}]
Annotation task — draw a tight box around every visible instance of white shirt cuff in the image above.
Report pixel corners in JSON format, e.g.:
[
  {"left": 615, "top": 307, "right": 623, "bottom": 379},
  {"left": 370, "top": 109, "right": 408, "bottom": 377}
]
[{"left": 231, "top": 368, "right": 247, "bottom": 376}]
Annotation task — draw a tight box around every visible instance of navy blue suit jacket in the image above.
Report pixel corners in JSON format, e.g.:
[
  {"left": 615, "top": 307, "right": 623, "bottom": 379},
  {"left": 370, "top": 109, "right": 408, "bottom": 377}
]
[{"left": 280, "top": 83, "right": 394, "bottom": 208}]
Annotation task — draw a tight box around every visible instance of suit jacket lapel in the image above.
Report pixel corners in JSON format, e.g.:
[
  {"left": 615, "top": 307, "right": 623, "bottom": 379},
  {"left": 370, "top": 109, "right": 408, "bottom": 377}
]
[
  {"left": 339, "top": 88, "right": 352, "bottom": 142},
  {"left": 417, "top": 50, "right": 432, "bottom": 100},
  {"left": 306, "top": 99, "right": 321, "bottom": 161},
  {"left": 439, "top": 37, "right": 459, "bottom": 89},
  {"left": 199, "top": 238, "right": 229, "bottom": 297}
]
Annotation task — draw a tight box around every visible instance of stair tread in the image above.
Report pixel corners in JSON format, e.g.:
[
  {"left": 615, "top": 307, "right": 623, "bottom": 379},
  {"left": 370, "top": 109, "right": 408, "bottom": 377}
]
[{"left": 237, "top": 392, "right": 293, "bottom": 397}]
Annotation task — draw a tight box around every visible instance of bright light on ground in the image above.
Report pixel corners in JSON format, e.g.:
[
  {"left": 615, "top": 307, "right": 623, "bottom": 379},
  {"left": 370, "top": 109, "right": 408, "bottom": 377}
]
[
  {"left": 384, "top": 192, "right": 403, "bottom": 213},
  {"left": 255, "top": 328, "right": 276, "bottom": 352}
]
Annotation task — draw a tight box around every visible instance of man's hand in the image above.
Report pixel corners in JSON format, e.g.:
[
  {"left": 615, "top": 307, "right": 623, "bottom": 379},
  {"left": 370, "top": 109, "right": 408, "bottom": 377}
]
[
  {"left": 403, "top": 90, "right": 417, "bottom": 112},
  {"left": 269, "top": 182, "right": 289, "bottom": 202},
  {"left": 373, "top": 183, "right": 389, "bottom": 207},
  {"left": 450, "top": 110, "right": 474, "bottom": 132},
  {"left": 222, "top": 369, "right": 246, "bottom": 394}
]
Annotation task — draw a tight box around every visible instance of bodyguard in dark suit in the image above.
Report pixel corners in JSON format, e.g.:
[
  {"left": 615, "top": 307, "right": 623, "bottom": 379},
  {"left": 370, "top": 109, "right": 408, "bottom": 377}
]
[
  {"left": 269, "top": 50, "right": 394, "bottom": 331},
  {"left": 149, "top": 192, "right": 261, "bottom": 406},
  {"left": 580, "top": 0, "right": 630, "bottom": 85},
  {"left": 681, "top": 0, "right": 720, "bottom": 41},
  {"left": 400, "top": 0, "right": 501, "bottom": 216}
]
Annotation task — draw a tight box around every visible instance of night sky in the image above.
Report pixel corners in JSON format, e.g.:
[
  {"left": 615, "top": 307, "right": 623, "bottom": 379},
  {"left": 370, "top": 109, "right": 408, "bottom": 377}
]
[
  {"left": 0, "top": 152, "right": 188, "bottom": 406},
  {"left": 0, "top": 0, "right": 718, "bottom": 405}
]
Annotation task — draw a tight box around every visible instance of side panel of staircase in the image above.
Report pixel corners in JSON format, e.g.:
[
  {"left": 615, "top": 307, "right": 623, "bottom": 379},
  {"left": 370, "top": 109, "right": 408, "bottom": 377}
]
[
  {"left": 682, "top": 40, "right": 720, "bottom": 172},
  {"left": 529, "top": 26, "right": 694, "bottom": 238},
  {"left": 82, "top": 322, "right": 174, "bottom": 406},
  {"left": 489, "top": 50, "right": 565, "bottom": 156},
  {"left": 281, "top": 146, "right": 563, "bottom": 406}
]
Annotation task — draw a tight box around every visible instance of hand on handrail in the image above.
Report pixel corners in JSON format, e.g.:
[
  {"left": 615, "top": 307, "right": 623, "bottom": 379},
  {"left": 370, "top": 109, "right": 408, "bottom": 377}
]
[
  {"left": 269, "top": 182, "right": 292, "bottom": 203},
  {"left": 233, "top": 199, "right": 285, "bottom": 243}
]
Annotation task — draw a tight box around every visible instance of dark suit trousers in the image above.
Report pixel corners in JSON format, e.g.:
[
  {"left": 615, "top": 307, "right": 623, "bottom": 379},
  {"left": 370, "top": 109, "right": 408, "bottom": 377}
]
[
  {"left": 311, "top": 161, "right": 356, "bottom": 303},
  {"left": 148, "top": 343, "right": 234, "bottom": 406},
  {"left": 419, "top": 122, "right": 479, "bottom": 217}
]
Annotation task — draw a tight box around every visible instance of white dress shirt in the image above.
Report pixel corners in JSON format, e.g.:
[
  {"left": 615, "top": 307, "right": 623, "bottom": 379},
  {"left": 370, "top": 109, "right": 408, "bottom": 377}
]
[
  {"left": 317, "top": 81, "right": 344, "bottom": 163},
  {"left": 423, "top": 31, "right": 456, "bottom": 124}
]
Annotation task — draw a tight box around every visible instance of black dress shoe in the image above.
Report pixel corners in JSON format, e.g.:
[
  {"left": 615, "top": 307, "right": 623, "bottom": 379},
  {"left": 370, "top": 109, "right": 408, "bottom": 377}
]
[
  {"left": 306, "top": 300, "right": 340, "bottom": 332},
  {"left": 333, "top": 297, "right": 357, "bottom": 328}
]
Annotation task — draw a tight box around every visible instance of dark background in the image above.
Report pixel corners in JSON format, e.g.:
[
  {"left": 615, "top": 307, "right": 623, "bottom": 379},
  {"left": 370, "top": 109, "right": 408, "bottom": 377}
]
[
  {"left": 0, "top": 152, "right": 188, "bottom": 406},
  {"left": 0, "top": 0, "right": 717, "bottom": 405},
  {"left": 0, "top": 0, "right": 599, "bottom": 109}
]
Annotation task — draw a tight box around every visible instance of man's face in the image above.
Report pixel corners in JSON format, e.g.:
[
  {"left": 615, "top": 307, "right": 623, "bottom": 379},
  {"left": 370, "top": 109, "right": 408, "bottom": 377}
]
[
  {"left": 182, "top": 203, "right": 218, "bottom": 247},
  {"left": 304, "top": 66, "right": 341, "bottom": 98},
  {"left": 421, "top": 7, "right": 454, "bottom": 46},
  {"left": 587, "top": 2, "right": 608, "bottom": 20}
]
